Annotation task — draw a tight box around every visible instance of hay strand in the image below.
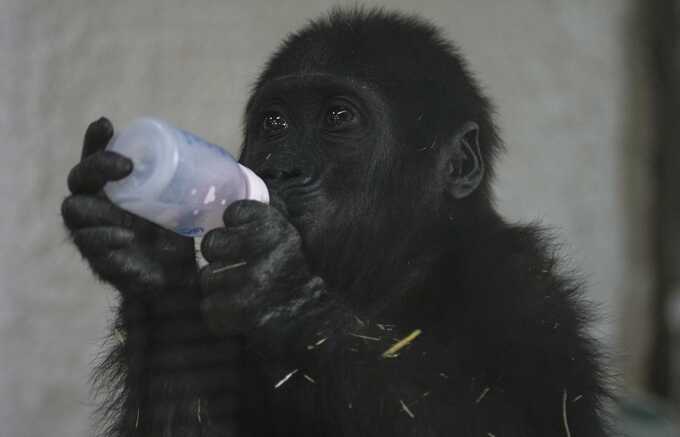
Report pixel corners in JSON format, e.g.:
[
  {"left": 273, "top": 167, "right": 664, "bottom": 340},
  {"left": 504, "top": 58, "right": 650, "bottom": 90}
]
[{"left": 382, "top": 329, "right": 422, "bottom": 358}]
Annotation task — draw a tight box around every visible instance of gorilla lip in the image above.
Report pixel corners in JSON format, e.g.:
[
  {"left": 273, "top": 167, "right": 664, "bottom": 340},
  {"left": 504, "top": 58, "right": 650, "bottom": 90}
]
[{"left": 273, "top": 177, "right": 320, "bottom": 201}]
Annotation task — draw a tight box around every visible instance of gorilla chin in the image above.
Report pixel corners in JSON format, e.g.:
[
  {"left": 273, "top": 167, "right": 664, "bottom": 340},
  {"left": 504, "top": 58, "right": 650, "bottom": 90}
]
[{"left": 61, "top": 7, "right": 611, "bottom": 437}]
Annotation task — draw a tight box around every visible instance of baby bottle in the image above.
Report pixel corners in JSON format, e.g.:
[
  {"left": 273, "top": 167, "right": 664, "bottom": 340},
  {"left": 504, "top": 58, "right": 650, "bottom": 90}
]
[{"left": 103, "top": 117, "right": 269, "bottom": 237}]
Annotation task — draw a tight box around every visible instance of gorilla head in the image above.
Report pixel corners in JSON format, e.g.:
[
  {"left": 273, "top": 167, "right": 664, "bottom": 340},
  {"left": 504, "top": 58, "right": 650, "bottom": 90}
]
[{"left": 240, "top": 10, "right": 500, "bottom": 293}]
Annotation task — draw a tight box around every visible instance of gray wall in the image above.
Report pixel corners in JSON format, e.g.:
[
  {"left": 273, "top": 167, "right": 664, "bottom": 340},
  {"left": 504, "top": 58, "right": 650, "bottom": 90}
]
[{"left": 0, "top": 0, "right": 654, "bottom": 435}]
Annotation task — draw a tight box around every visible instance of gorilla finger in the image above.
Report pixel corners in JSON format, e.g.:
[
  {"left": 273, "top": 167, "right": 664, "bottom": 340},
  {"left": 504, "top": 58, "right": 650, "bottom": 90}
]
[
  {"left": 67, "top": 151, "right": 133, "bottom": 194},
  {"left": 72, "top": 227, "right": 135, "bottom": 257},
  {"left": 82, "top": 117, "right": 114, "bottom": 159},
  {"left": 222, "top": 200, "right": 278, "bottom": 227},
  {"left": 91, "top": 249, "right": 165, "bottom": 292},
  {"left": 201, "top": 228, "right": 234, "bottom": 262},
  {"left": 199, "top": 261, "right": 250, "bottom": 296},
  {"left": 201, "top": 225, "right": 286, "bottom": 262},
  {"left": 62, "top": 195, "right": 135, "bottom": 230}
]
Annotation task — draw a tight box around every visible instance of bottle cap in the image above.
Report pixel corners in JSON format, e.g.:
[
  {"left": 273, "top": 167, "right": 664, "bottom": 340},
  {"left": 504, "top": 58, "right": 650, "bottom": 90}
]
[{"left": 238, "top": 164, "right": 270, "bottom": 204}]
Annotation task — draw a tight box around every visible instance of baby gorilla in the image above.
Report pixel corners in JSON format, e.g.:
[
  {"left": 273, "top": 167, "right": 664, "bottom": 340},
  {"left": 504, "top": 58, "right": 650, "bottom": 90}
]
[{"left": 62, "top": 8, "right": 610, "bottom": 437}]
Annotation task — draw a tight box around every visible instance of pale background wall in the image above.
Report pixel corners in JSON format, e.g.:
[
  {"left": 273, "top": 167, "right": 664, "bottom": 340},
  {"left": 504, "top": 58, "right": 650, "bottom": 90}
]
[{"left": 0, "top": 0, "right": 655, "bottom": 435}]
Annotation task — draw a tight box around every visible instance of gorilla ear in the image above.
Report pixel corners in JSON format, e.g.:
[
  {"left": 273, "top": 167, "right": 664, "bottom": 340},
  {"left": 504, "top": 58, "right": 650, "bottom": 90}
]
[{"left": 446, "top": 121, "right": 484, "bottom": 199}]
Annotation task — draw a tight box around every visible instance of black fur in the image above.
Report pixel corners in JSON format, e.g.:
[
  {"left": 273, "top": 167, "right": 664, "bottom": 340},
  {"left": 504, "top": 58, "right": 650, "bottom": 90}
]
[{"left": 62, "top": 7, "right": 610, "bottom": 437}]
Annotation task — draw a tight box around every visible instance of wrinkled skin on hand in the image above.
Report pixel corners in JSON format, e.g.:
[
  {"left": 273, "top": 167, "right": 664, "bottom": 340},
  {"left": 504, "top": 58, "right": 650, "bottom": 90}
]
[
  {"left": 61, "top": 118, "right": 197, "bottom": 296},
  {"left": 199, "top": 199, "right": 323, "bottom": 336}
]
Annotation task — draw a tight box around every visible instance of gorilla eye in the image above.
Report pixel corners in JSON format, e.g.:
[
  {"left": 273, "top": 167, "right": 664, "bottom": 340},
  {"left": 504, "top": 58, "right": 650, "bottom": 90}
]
[
  {"left": 325, "top": 106, "right": 355, "bottom": 129},
  {"left": 262, "top": 112, "right": 288, "bottom": 136}
]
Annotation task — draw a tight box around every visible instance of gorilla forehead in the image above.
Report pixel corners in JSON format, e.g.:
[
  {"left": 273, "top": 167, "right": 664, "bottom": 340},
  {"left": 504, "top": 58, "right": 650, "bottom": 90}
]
[{"left": 257, "top": 8, "right": 464, "bottom": 88}]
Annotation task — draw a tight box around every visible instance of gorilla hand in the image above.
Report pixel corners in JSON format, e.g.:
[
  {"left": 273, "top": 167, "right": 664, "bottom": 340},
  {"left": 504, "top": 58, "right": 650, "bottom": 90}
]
[
  {"left": 199, "top": 199, "right": 324, "bottom": 336},
  {"left": 61, "top": 118, "right": 197, "bottom": 296}
]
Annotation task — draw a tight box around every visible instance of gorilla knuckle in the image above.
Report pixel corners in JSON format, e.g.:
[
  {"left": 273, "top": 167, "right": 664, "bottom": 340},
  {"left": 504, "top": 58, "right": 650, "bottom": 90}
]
[
  {"left": 61, "top": 195, "right": 91, "bottom": 229},
  {"left": 66, "top": 165, "right": 82, "bottom": 194},
  {"left": 71, "top": 230, "right": 97, "bottom": 256},
  {"left": 201, "top": 228, "right": 229, "bottom": 256},
  {"left": 222, "top": 200, "right": 270, "bottom": 226}
]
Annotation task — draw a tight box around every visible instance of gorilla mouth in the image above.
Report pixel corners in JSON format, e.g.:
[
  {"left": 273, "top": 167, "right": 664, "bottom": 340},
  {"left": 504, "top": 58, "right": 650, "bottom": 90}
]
[
  {"left": 275, "top": 175, "right": 320, "bottom": 197},
  {"left": 268, "top": 176, "right": 322, "bottom": 216}
]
